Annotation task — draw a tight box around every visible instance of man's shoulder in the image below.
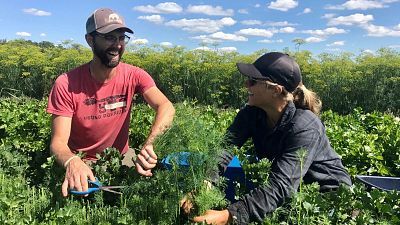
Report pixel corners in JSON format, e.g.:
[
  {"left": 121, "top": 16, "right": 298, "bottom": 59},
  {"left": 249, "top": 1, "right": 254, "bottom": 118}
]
[
  {"left": 58, "top": 63, "right": 89, "bottom": 79},
  {"left": 118, "top": 62, "right": 147, "bottom": 74},
  {"left": 52, "top": 63, "right": 89, "bottom": 88}
]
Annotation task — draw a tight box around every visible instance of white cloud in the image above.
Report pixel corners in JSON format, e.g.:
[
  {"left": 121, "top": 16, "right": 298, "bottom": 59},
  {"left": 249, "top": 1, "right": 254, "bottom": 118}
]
[
  {"left": 241, "top": 20, "right": 262, "bottom": 25},
  {"left": 268, "top": 0, "right": 298, "bottom": 11},
  {"left": 138, "top": 15, "right": 164, "bottom": 24},
  {"left": 187, "top": 5, "right": 234, "bottom": 16},
  {"left": 382, "top": 0, "right": 400, "bottom": 3},
  {"left": 40, "top": 33, "right": 46, "bottom": 37},
  {"left": 303, "top": 27, "right": 347, "bottom": 37},
  {"left": 23, "top": 8, "right": 51, "bottom": 16},
  {"left": 192, "top": 32, "right": 247, "bottom": 43},
  {"left": 238, "top": 9, "right": 249, "bottom": 14},
  {"left": 254, "top": 4, "right": 261, "bottom": 8},
  {"left": 194, "top": 46, "right": 212, "bottom": 51},
  {"left": 265, "top": 21, "right": 297, "bottom": 26},
  {"left": 258, "top": 39, "right": 284, "bottom": 43},
  {"left": 343, "top": 0, "right": 385, "bottom": 9},
  {"left": 326, "top": 13, "right": 400, "bottom": 37},
  {"left": 322, "top": 13, "right": 336, "bottom": 19},
  {"left": 193, "top": 46, "right": 237, "bottom": 52},
  {"left": 305, "top": 37, "right": 325, "bottom": 43},
  {"left": 328, "top": 13, "right": 374, "bottom": 26},
  {"left": 236, "top": 28, "right": 274, "bottom": 38},
  {"left": 327, "top": 41, "right": 345, "bottom": 46},
  {"left": 219, "top": 47, "right": 237, "bottom": 52},
  {"left": 388, "top": 44, "right": 400, "bottom": 48},
  {"left": 303, "top": 8, "right": 312, "bottom": 13},
  {"left": 160, "top": 42, "right": 173, "bottom": 47},
  {"left": 325, "top": 0, "right": 389, "bottom": 10},
  {"left": 165, "top": 17, "right": 235, "bottom": 33},
  {"left": 16, "top": 32, "right": 31, "bottom": 37},
  {"left": 362, "top": 49, "right": 375, "bottom": 54},
  {"left": 192, "top": 35, "right": 220, "bottom": 44},
  {"left": 209, "top": 32, "right": 248, "bottom": 41},
  {"left": 362, "top": 24, "right": 400, "bottom": 37},
  {"left": 133, "top": 2, "right": 183, "bottom": 14},
  {"left": 325, "top": 48, "right": 342, "bottom": 52},
  {"left": 279, "top": 27, "right": 296, "bottom": 33},
  {"left": 131, "top": 39, "right": 149, "bottom": 45}
]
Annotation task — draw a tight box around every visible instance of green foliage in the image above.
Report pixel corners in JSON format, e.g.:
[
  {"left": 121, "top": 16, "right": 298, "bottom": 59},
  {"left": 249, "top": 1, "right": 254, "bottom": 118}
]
[
  {"left": 2, "top": 40, "right": 399, "bottom": 114},
  {"left": 304, "top": 50, "right": 400, "bottom": 114},
  {"left": 0, "top": 97, "right": 50, "bottom": 153},
  {"left": 0, "top": 97, "right": 399, "bottom": 224},
  {"left": 129, "top": 103, "right": 155, "bottom": 148},
  {"left": 263, "top": 184, "right": 400, "bottom": 225},
  {"left": 322, "top": 108, "right": 400, "bottom": 176},
  {"left": 0, "top": 172, "right": 50, "bottom": 224}
]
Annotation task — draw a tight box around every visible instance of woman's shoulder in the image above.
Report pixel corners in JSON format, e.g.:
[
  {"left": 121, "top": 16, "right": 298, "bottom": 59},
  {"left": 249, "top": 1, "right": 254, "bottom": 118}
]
[{"left": 292, "top": 108, "right": 323, "bottom": 130}]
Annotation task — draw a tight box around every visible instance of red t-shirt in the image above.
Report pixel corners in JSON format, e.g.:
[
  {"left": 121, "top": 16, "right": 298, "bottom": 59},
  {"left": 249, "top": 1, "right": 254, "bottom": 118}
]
[{"left": 47, "top": 62, "right": 155, "bottom": 160}]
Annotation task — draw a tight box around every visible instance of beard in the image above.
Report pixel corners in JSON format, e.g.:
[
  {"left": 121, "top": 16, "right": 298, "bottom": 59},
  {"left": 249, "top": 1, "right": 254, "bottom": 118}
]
[{"left": 92, "top": 40, "right": 124, "bottom": 68}]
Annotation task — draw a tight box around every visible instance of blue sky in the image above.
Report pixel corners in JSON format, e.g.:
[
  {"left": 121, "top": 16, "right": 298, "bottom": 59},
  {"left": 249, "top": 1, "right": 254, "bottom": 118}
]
[{"left": 1, "top": 0, "right": 399, "bottom": 55}]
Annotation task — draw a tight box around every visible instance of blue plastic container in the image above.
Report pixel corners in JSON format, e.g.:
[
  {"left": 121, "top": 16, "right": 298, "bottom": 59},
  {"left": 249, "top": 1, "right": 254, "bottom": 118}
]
[{"left": 161, "top": 152, "right": 253, "bottom": 202}]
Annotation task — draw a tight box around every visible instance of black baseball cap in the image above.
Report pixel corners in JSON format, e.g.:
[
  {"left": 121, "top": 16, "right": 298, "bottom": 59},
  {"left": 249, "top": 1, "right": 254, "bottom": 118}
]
[
  {"left": 86, "top": 8, "right": 133, "bottom": 34},
  {"left": 236, "top": 52, "right": 301, "bottom": 92}
]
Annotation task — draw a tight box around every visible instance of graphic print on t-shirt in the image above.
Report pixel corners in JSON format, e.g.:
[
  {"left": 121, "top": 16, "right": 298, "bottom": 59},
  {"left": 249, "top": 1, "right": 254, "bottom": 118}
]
[{"left": 83, "top": 94, "right": 127, "bottom": 120}]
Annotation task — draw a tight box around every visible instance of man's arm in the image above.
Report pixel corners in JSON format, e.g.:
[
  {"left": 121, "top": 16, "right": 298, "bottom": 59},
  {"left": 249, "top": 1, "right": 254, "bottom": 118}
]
[
  {"left": 50, "top": 115, "right": 95, "bottom": 197},
  {"left": 135, "top": 86, "right": 175, "bottom": 176},
  {"left": 142, "top": 86, "right": 175, "bottom": 145}
]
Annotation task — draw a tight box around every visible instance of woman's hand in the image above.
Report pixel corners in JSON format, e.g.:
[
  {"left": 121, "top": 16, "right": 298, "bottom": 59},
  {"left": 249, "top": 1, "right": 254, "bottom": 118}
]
[{"left": 192, "top": 209, "right": 231, "bottom": 225}]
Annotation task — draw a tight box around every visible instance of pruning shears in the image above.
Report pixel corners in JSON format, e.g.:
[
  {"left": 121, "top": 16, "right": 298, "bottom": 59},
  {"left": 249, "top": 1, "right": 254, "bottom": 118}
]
[{"left": 69, "top": 178, "right": 126, "bottom": 195}]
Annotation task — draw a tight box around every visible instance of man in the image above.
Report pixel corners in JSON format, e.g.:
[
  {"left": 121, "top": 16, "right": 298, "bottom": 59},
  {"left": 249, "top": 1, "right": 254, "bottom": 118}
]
[{"left": 47, "top": 8, "right": 175, "bottom": 197}]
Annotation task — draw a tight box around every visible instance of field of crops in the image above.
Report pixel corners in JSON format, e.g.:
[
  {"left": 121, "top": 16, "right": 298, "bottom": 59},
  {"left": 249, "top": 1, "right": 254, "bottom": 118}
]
[
  {"left": 1, "top": 39, "right": 399, "bottom": 224},
  {"left": 0, "top": 98, "right": 399, "bottom": 224},
  {"left": 1, "top": 40, "right": 399, "bottom": 114}
]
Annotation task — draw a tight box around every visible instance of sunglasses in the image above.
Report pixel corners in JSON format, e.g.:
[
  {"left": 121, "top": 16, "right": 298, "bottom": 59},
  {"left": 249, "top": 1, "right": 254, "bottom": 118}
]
[
  {"left": 246, "top": 78, "right": 258, "bottom": 86},
  {"left": 246, "top": 78, "right": 271, "bottom": 86}
]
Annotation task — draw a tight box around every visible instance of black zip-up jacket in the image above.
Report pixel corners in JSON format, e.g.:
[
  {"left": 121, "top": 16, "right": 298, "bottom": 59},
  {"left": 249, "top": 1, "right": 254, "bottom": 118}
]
[{"left": 217, "top": 102, "right": 352, "bottom": 224}]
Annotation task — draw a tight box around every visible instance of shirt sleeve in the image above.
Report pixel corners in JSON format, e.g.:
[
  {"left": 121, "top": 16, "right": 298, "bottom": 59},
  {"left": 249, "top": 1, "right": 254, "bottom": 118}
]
[
  {"left": 228, "top": 128, "right": 322, "bottom": 224},
  {"left": 134, "top": 67, "right": 156, "bottom": 94},
  {"left": 46, "top": 74, "right": 74, "bottom": 117}
]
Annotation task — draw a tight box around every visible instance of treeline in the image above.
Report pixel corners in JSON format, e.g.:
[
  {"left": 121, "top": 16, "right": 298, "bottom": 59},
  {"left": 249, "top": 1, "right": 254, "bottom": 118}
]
[{"left": 0, "top": 39, "right": 399, "bottom": 114}]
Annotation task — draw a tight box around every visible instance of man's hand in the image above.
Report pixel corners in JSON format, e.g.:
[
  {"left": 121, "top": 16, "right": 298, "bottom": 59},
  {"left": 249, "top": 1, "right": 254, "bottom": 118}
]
[
  {"left": 135, "top": 144, "right": 158, "bottom": 176},
  {"left": 62, "top": 157, "right": 96, "bottom": 197},
  {"left": 192, "top": 209, "right": 231, "bottom": 225}
]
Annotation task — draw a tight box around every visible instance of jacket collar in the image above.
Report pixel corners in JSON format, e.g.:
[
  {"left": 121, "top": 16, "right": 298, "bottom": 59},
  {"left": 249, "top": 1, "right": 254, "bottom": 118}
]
[{"left": 275, "top": 101, "right": 296, "bottom": 131}]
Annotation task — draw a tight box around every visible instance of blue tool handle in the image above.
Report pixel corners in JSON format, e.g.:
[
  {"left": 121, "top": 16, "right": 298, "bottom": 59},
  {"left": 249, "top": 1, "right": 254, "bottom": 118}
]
[
  {"left": 69, "top": 178, "right": 102, "bottom": 195},
  {"left": 70, "top": 187, "right": 100, "bottom": 195}
]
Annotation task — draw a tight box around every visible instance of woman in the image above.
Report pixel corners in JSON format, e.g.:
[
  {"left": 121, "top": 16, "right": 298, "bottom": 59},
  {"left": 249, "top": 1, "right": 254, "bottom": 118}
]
[{"left": 193, "top": 52, "right": 352, "bottom": 224}]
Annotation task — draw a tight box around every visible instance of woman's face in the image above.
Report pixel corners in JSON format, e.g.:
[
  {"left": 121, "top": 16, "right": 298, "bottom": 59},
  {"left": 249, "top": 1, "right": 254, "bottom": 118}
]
[{"left": 245, "top": 78, "right": 274, "bottom": 107}]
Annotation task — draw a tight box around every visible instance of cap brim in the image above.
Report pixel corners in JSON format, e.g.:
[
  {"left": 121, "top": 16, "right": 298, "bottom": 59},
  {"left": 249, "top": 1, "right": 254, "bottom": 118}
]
[
  {"left": 236, "top": 63, "right": 265, "bottom": 80},
  {"left": 96, "top": 24, "right": 134, "bottom": 34}
]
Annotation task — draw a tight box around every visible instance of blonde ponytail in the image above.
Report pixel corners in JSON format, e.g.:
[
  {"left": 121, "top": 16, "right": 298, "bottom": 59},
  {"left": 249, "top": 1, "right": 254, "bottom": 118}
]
[{"left": 292, "top": 84, "right": 322, "bottom": 115}]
